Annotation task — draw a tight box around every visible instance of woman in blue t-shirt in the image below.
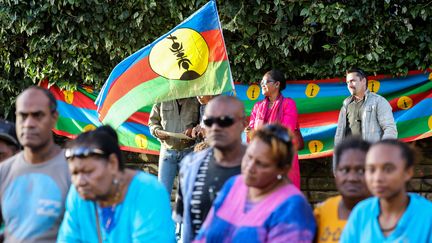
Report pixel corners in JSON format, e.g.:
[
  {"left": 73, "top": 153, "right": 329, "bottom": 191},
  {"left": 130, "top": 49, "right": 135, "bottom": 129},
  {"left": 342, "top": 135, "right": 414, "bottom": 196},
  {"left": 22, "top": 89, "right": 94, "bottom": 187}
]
[{"left": 57, "top": 126, "right": 175, "bottom": 243}]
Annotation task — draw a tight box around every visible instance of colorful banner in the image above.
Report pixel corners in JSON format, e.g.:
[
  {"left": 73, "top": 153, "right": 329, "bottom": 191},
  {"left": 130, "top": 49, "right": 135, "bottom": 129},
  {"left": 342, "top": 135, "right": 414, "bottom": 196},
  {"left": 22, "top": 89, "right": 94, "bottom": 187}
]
[
  {"left": 96, "top": 1, "right": 234, "bottom": 128},
  {"left": 43, "top": 70, "right": 432, "bottom": 160},
  {"left": 237, "top": 70, "right": 432, "bottom": 159}
]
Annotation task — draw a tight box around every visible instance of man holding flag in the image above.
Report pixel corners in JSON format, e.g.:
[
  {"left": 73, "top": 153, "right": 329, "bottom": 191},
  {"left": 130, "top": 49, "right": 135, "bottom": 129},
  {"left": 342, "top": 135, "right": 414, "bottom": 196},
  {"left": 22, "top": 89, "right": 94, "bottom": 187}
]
[{"left": 149, "top": 98, "right": 200, "bottom": 194}]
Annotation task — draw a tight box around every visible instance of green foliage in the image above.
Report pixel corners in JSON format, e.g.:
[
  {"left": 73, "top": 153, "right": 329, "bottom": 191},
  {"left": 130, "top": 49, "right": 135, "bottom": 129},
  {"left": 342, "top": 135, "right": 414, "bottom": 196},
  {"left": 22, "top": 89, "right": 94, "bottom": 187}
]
[{"left": 1, "top": 0, "right": 432, "bottom": 119}]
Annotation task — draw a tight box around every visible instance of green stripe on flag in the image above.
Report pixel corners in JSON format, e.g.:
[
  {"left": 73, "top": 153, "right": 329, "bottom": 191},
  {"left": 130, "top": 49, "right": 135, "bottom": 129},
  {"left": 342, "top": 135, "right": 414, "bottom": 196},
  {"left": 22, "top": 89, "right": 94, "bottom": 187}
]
[
  {"left": 56, "top": 116, "right": 87, "bottom": 135},
  {"left": 386, "top": 81, "right": 432, "bottom": 100},
  {"left": 294, "top": 96, "right": 346, "bottom": 114},
  {"left": 397, "top": 116, "right": 432, "bottom": 139},
  {"left": 244, "top": 96, "right": 346, "bottom": 115},
  {"left": 299, "top": 136, "right": 334, "bottom": 156},
  {"left": 116, "top": 126, "right": 161, "bottom": 152}
]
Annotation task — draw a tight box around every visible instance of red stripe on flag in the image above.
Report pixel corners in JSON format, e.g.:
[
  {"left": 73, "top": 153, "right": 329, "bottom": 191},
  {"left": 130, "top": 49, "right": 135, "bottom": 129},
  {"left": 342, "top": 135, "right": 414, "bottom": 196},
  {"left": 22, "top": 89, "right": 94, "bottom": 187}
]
[
  {"left": 201, "top": 29, "right": 228, "bottom": 62},
  {"left": 119, "top": 146, "right": 159, "bottom": 155},
  {"left": 388, "top": 91, "right": 432, "bottom": 111},
  {"left": 99, "top": 57, "right": 159, "bottom": 120},
  {"left": 41, "top": 80, "right": 97, "bottom": 109},
  {"left": 126, "top": 111, "right": 150, "bottom": 125},
  {"left": 299, "top": 151, "right": 333, "bottom": 160},
  {"left": 289, "top": 69, "right": 431, "bottom": 84},
  {"left": 401, "top": 131, "right": 432, "bottom": 142},
  {"left": 299, "top": 111, "right": 340, "bottom": 128}
]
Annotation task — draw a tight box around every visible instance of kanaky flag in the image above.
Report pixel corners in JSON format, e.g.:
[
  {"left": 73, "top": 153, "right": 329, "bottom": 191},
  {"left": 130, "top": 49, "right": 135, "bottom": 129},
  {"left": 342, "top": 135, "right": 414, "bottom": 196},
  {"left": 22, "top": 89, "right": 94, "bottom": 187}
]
[{"left": 96, "top": 1, "right": 234, "bottom": 128}]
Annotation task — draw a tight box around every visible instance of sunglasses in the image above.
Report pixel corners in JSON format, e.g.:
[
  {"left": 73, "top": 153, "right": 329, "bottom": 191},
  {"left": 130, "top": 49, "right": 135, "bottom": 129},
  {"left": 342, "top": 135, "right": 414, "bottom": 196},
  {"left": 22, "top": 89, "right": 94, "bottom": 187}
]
[
  {"left": 263, "top": 124, "right": 291, "bottom": 144},
  {"left": 202, "top": 116, "right": 241, "bottom": 128},
  {"left": 260, "top": 78, "right": 277, "bottom": 86},
  {"left": 65, "top": 147, "right": 107, "bottom": 160}
]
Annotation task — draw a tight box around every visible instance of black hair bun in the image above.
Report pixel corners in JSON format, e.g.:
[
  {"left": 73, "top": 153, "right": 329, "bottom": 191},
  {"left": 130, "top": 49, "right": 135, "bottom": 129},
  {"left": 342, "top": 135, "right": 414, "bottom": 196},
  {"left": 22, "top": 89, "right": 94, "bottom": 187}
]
[{"left": 96, "top": 125, "right": 119, "bottom": 143}]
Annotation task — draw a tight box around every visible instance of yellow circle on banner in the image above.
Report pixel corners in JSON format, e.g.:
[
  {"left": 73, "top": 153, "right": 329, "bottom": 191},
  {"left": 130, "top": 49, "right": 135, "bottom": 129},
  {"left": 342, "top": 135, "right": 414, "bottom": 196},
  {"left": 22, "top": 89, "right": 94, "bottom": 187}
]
[
  {"left": 429, "top": 73, "right": 432, "bottom": 81},
  {"left": 397, "top": 96, "right": 413, "bottom": 110},
  {"left": 305, "top": 83, "right": 320, "bottom": 98},
  {"left": 63, "top": 90, "right": 74, "bottom": 104},
  {"left": 308, "top": 140, "right": 324, "bottom": 153},
  {"left": 368, "top": 80, "right": 380, "bottom": 93},
  {"left": 135, "top": 134, "right": 148, "bottom": 149},
  {"left": 83, "top": 124, "right": 96, "bottom": 132},
  {"left": 428, "top": 116, "right": 432, "bottom": 130},
  {"left": 246, "top": 85, "right": 260, "bottom": 100},
  {"left": 149, "top": 28, "right": 209, "bottom": 80}
]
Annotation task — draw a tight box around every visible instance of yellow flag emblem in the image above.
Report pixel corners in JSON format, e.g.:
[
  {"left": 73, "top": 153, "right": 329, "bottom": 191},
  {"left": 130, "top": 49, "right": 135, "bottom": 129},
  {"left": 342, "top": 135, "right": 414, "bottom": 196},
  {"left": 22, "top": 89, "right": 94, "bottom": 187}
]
[
  {"left": 305, "top": 83, "right": 320, "bottom": 98},
  {"left": 149, "top": 28, "right": 209, "bottom": 80},
  {"left": 135, "top": 134, "right": 148, "bottom": 149},
  {"left": 308, "top": 140, "right": 324, "bottom": 153}
]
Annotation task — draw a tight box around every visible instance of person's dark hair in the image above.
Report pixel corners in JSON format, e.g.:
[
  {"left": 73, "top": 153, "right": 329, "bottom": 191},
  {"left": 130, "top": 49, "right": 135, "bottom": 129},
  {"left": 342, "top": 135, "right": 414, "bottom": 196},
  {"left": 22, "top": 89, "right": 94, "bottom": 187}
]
[
  {"left": 251, "top": 123, "right": 294, "bottom": 169},
  {"left": 333, "top": 136, "right": 370, "bottom": 171},
  {"left": 66, "top": 125, "right": 124, "bottom": 171},
  {"left": 373, "top": 139, "right": 415, "bottom": 168},
  {"left": 26, "top": 86, "right": 57, "bottom": 113},
  {"left": 265, "top": 69, "right": 286, "bottom": 92},
  {"left": 346, "top": 67, "right": 368, "bottom": 87}
]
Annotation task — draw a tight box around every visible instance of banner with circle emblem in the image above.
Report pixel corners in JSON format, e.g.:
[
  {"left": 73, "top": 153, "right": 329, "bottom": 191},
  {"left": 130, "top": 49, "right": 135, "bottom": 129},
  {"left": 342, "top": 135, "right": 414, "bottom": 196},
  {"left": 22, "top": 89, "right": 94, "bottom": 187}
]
[
  {"left": 237, "top": 70, "right": 432, "bottom": 159},
  {"left": 42, "top": 69, "right": 432, "bottom": 159}
]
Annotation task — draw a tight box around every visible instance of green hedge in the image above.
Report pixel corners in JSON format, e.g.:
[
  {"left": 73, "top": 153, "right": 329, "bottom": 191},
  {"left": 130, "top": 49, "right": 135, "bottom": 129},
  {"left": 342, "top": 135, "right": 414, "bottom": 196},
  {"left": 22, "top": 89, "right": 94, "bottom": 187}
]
[{"left": 1, "top": 0, "right": 431, "bottom": 118}]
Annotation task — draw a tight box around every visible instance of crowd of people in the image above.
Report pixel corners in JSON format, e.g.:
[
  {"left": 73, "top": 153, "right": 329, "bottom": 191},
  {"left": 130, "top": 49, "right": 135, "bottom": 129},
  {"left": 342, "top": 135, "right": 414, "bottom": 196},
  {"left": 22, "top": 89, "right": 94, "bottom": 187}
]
[{"left": 0, "top": 67, "right": 430, "bottom": 242}]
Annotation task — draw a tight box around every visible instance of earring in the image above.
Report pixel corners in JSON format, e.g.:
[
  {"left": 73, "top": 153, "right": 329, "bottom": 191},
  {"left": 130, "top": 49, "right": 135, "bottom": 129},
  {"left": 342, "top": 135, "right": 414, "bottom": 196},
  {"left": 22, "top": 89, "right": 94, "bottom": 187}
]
[
  {"left": 277, "top": 174, "right": 283, "bottom": 180},
  {"left": 112, "top": 177, "right": 119, "bottom": 185}
]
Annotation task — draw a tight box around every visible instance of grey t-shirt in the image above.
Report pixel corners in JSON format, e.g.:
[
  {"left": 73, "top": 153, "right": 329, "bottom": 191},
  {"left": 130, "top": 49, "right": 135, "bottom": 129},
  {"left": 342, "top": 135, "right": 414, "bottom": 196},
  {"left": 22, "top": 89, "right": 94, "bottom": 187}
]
[
  {"left": 0, "top": 150, "right": 71, "bottom": 243},
  {"left": 346, "top": 99, "right": 364, "bottom": 137}
]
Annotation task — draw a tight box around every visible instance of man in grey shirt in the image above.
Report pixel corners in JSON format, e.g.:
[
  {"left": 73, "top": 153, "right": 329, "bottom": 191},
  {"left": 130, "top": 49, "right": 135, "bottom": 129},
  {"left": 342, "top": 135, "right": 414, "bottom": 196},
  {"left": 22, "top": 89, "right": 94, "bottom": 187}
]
[
  {"left": 0, "top": 86, "right": 70, "bottom": 242},
  {"left": 149, "top": 98, "right": 200, "bottom": 195},
  {"left": 334, "top": 68, "right": 397, "bottom": 146}
]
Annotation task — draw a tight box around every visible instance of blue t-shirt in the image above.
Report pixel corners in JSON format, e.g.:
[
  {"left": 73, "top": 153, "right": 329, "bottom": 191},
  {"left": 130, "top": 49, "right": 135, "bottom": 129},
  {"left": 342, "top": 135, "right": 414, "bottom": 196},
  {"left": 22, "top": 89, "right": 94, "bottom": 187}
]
[
  {"left": 340, "top": 193, "right": 432, "bottom": 243},
  {"left": 57, "top": 171, "right": 175, "bottom": 243},
  {"left": 0, "top": 151, "right": 70, "bottom": 243}
]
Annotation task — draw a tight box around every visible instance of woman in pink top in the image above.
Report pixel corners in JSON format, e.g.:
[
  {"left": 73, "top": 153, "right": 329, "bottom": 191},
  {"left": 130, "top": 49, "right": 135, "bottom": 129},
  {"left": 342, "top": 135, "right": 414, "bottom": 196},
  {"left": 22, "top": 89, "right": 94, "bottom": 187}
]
[
  {"left": 246, "top": 69, "right": 301, "bottom": 188},
  {"left": 194, "top": 124, "right": 315, "bottom": 242}
]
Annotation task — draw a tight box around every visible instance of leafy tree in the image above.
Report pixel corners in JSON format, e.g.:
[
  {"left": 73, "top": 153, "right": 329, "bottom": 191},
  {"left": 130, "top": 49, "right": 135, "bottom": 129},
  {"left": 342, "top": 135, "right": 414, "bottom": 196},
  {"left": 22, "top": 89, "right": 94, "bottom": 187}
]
[{"left": 1, "top": 0, "right": 431, "bottom": 119}]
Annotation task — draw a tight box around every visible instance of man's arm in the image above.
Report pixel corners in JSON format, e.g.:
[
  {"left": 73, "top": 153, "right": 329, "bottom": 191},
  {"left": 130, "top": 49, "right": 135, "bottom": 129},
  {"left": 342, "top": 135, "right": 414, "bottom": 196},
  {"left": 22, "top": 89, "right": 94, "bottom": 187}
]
[
  {"left": 377, "top": 97, "right": 398, "bottom": 139},
  {"left": 334, "top": 106, "right": 346, "bottom": 146},
  {"left": 148, "top": 103, "right": 163, "bottom": 138}
]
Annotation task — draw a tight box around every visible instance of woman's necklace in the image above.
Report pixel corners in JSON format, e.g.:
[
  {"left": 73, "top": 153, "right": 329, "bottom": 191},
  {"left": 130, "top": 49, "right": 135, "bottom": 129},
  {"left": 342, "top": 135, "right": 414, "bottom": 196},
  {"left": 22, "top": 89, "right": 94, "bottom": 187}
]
[
  {"left": 101, "top": 205, "right": 117, "bottom": 232},
  {"left": 99, "top": 177, "right": 122, "bottom": 233},
  {"left": 268, "top": 99, "right": 275, "bottom": 106}
]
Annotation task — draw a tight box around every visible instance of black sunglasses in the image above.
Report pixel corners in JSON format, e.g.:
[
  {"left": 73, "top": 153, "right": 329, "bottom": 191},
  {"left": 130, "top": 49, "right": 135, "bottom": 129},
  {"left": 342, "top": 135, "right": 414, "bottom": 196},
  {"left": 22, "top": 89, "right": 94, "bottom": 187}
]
[
  {"left": 65, "top": 147, "right": 107, "bottom": 160},
  {"left": 263, "top": 124, "right": 291, "bottom": 144},
  {"left": 202, "top": 116, "right": 241, "bottom": 128}
]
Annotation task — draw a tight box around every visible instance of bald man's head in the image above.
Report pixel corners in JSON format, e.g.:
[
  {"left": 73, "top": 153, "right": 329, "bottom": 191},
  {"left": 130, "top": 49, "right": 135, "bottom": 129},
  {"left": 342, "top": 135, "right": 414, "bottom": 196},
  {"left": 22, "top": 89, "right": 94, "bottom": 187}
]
[
  {"left": 15, "top": 86, "right": 58, "bottom": 151},
  {"left": 203, "top": 95, "right": 246, "bottom": 150},
  {"left": 206, "top": 95, "right": 245, "bottom": 118}
]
